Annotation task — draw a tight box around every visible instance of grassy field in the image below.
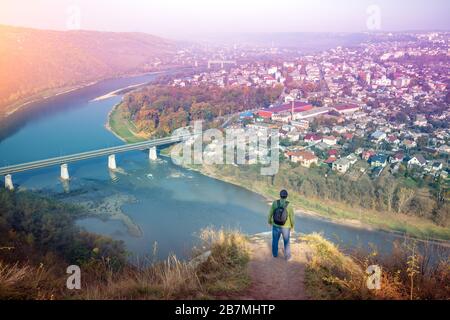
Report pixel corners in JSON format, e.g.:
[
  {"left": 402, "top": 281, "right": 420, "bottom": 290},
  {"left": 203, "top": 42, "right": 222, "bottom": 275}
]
[{"left": 108, "top": 103, "right": 147, "bottom": 143}]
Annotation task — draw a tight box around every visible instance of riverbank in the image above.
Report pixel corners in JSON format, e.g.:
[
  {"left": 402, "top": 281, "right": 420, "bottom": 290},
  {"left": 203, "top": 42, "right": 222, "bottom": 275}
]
[
  {"left": 107, "top": 104, "right": 450, "bottom": 243},
  {"left": 0, "top": 68, "right": 178, "bottom": 122},
  {"left": 106, "top": 102, "right": 149, "bottom": 144},
  {"left": 91, "top": 82, "right": 148, "bottom": 102},
  {"left": 162, "top": 146, "right": 450, "bottom": 243},
  {"left": 0, "top": 81, "right": 99, "bottom": 120},
  {"left": 187, "top": 163, "right": 450, "bottom": 243}
]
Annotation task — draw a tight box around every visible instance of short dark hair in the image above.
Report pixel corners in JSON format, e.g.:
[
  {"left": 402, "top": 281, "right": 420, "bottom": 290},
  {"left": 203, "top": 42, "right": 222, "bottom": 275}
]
[{"left": 280, "top": 189, "right": 288, "bottom": 199}]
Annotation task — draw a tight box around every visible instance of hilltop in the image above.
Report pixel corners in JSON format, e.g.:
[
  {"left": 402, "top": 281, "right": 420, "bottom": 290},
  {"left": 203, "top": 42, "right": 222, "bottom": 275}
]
[{"left": 0, "top": 25, "right": 176, "bottom": 117}]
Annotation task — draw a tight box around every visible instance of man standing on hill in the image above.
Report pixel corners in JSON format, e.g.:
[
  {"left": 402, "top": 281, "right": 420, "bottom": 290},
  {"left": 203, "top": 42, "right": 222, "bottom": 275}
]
[{"left": 268, "top": 189, "right": 295, "bottom": 260}]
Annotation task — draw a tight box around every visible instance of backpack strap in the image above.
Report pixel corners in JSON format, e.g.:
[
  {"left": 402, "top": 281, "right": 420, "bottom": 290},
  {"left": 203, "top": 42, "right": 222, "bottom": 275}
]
[{"left": 278, "top": 199, "right": 288, "bottom": 208}]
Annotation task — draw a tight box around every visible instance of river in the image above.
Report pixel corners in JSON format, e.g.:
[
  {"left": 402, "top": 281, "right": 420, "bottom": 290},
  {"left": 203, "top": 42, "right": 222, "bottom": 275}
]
[{"left": 0, "top": 72, "right": 448, "bottom": 261}]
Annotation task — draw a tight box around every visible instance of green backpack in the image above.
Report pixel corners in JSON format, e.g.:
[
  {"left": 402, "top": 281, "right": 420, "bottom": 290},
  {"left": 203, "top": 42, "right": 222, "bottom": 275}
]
[{"left": 273, "top": 200, "right": 289, "bottom": 226}]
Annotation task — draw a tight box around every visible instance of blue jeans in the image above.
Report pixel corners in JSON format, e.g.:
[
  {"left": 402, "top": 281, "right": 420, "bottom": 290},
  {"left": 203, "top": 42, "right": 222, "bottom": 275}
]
[{"left": 272, "top": 225, "right": 291, "bottom": 259}]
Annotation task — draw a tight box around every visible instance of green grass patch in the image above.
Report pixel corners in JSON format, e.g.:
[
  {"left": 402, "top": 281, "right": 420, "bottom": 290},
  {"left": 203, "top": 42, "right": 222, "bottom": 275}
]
[{"left": 108, "top": 104, "right": 146, "bottom": 143}]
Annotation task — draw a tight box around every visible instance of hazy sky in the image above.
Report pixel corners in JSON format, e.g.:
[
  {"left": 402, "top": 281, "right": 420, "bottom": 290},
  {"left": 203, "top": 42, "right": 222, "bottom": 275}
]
[{"left": 0, "top": 0, "right": 449, "bottom": 38}]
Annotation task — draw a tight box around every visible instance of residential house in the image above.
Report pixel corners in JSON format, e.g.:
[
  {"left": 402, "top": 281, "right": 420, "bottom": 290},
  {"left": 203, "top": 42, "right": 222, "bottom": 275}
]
[
  {"left": 342, "top": 133, "right": 354, "bottom": 140},
  {"left": 354, "top": 147, "right": 364, "bottom": 156},
  {"left": 425, "top": 162, "right": 443, "bottom": 175},
  {"left": 402, "top": 139, "right": 417, "bottom": 149},
  {"left": 332, "top": 158, "right": 352, "bottom": 173},
  {"left": 414, "top": 115, "right": 428, "bottom": 127},
  {"left": 438, "top": 145, "right": 450, "bottom": 154},
  {"left": 328, "top": 149, "right": 339, "bottom": 157},
  {"left": 408, "top": 154, "right": 426, "bottom": 167},
  {"left": 370, "top": 154, "right": 388, "bottom": 168},
  {"left": 322, "top": 135, "right": 337, "bottom": 146},
  {"left": 286, "top": 150, "right": 319, "bottom": 168},
  {"left": 431, "top": 161, "right": 443, "bottom": 173},
  {"left": 391, "top": 152, "right": 404, "bottom": 163},
  {"left": 325, "top": 155, "right": 337, "bottom": 165},
  {"left": 371, "top": 130, "right": 387, "bottom": 143},
  {"left": 332, "top": 125, "right": 347, "bottom": 134},
  {"left": 304, "top": 133, "right": 322, "bottom": 144},
  {"left": 317, "top": 126, "right": 331, "bottom": 134},
  {"left": 346, "top": 153, "right": 358, "bottom": 165},
  {"left": 440, "top": 169, "right": 449, "bottom": 179},
  {"left": 287, "top": 131, "right": 300, "bottom": 142},
  {"left": 387, "top": 135, "right": 400, "bottom": 145},
  {"left": 372, "top": 166, "right": 384, "bottom": 177},
  {"left": 315, "top": 142, "right": 332, "bottom": 150},
  {"left": 362, "top": 150, "right": 376, "bottom": 161}
]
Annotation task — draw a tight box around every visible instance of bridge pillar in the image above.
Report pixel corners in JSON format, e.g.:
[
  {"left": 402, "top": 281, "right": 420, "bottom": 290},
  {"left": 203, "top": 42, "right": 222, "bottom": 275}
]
[
  {"left": 60, "top": 164, "right": 70, "bottom": 180},
  {"left": 149, "top": 147, "right": 157, "bottom": 161},
  {"left": 108, "top": 154, "right": 117, "bottom": 170},
  {"left": 5, "top": 174, "right": 14, "bottom": 191},
  {"left": 61, "top": 179, "right": 70, "bottom": 193}
]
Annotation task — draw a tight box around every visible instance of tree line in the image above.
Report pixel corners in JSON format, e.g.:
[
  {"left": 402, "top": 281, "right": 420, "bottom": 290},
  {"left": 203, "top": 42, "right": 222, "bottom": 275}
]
[
  {"left": 0, "top": 190, "right": 126, "bottom": 270},
  {"left": 119, "top": 84, "right": 283, "bottom": 137},
  {"left": 215, "top": 162, "right": 449, "bottom": 229}
]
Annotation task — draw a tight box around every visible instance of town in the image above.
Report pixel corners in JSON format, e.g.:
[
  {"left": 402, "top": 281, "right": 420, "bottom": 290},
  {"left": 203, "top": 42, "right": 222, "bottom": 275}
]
[
  {"left": 169, "top": 32, "right": 449, "bottom": 185},
  {"left": 1, "top": 0, "right": 450, "bottom": 304}
]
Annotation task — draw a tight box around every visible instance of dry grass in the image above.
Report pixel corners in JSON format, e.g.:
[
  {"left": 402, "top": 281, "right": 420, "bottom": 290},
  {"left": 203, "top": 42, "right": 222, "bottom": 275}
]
[
  {"left": 196, "top": 228, "right": 250, "bottom": 297},
  {"left": 0, "top": 229, "right": 249, "bottom": 300},
  {"left": 0, "top": 229, "right": 250, "bottom": 300},
  {"left": 78, "top": 228, "right": 250, "bottom": 300},
  {"left": 302, "top": 233, "right": 450, "bottom": 300},
  {"left": 81, "top": 255, "right": 202, "bottom": 299},
  {"left": 0, "top": 262, "right": 60, "bottom": 300}
]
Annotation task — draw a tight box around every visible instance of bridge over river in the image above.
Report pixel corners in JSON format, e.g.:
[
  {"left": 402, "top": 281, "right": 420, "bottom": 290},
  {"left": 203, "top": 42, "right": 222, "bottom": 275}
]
[{"left": 0, "top": 134, "right": 197, "bottom": 190}]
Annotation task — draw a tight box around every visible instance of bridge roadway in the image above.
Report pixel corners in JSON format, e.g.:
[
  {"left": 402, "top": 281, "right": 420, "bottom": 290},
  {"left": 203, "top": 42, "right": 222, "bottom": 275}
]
[
  {"left": 0, "top": 133, "right": 197, "bottom": 176},
  {"left": 207, "top": 60, "right": 237, "bottom": 69}
]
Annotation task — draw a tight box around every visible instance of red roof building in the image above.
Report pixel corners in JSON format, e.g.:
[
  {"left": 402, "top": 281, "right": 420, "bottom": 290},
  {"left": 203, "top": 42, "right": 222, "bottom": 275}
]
[
  {"left": 343, "top": 133, "right": 354, "bottom": 140},
  {"left": 387, "top": 135, "right": 400, "bottom": 144},
  {"left": 304, "top": 133, "right": 322, "bottom": 142},
  {"left": 328, "top": 149, "right": 338, "bottom": 156},
  {"left": 325, "top": 155, "right": 337, "bottom": 164},
  {"left": 257, "top": 101, "right": 313, "bottom": 119},
  {"left": 362, "top": 150, "right": 376, "bottom": 161},
  {"left": 257, "top": 110, "right": 273, "bottom": 118},
  {"left": 392, "top": 152, "right": 404, "bottom": 162},
  {"left": 333, "top": 104, "right": 360, "bottom": 114}
]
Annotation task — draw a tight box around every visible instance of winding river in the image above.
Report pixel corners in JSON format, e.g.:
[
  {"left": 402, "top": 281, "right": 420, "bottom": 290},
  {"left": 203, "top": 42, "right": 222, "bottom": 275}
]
[{"left": 0, "top": 72, "right": 448, "bottom": 261}]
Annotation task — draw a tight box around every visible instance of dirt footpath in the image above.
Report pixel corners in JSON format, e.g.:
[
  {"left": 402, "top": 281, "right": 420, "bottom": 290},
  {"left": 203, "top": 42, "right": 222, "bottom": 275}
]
[{"left": 240, "top": 233, "right": 312, "bottom": 300}]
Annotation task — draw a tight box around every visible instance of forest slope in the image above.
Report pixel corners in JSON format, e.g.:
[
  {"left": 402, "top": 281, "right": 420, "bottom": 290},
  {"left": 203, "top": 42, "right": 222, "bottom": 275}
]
[{"left": 0, "top": 25, "right": 175, "bottom": 116}]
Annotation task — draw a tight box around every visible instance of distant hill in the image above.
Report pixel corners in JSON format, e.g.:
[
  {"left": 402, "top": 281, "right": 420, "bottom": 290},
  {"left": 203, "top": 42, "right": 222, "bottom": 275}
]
[
  {"left": 0, "top": 25, "right": 176, "bottom": 116},
  {"left": 188, "top": 32, "right": 416, "bottom": 52}
]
